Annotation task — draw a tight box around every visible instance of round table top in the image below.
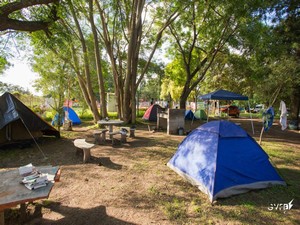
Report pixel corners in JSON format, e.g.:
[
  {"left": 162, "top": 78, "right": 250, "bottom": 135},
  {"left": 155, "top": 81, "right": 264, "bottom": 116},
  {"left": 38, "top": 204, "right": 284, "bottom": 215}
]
[{"left": 97, "top": 120, "right": 124, "bottom": 125}]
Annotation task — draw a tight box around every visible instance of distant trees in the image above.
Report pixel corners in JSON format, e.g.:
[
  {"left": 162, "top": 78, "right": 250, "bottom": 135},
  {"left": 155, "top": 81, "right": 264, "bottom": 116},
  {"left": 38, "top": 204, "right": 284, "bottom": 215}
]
[
  {"left": 162, "top": 0, "right": 265, "bottom": 109},
  {"left": 0, "top": 81, "right": 30, "bottom": 94}
]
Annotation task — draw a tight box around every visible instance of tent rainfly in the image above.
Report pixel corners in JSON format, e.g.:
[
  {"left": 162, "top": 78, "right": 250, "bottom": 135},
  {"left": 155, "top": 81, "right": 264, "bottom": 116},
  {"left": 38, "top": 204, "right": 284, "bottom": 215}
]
[
  {"left": 142, "top": 104, "right": 163, "bottom": 122},
  {"left": 199, "top": 89, "right": 254, "bottom": 134},
  {"left": 167, "top": 120, "right": 286, "bottom": 202},
  {"left": 0, "top": 92, "right": 60, "bottom": 146}
]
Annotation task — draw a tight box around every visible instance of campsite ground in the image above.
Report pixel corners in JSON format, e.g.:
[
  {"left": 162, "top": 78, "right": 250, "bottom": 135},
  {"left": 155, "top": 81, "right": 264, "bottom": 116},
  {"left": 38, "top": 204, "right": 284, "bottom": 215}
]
[{"left": 1, "top": 117, "right": 299, "bottom": 225}]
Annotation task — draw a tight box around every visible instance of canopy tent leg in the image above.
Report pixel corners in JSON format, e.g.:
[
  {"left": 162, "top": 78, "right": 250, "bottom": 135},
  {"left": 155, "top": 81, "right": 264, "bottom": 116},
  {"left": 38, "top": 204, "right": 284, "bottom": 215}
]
[
  {"left": 248, "top": 101, "right": 254, "bottom": 135},
  {"left": 259, "top": 126, "right": 264, "bottom": 145}
]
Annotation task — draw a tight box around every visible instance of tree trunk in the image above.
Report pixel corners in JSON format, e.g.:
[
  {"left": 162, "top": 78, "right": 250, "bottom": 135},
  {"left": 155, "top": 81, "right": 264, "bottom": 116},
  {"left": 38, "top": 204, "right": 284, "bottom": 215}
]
[
  {"left": 179, "top": 83, "right": 191, "bottom": 109},
  {"left": 95, "top": 0, "right": 180, "bottom": 123},
  {"left": 88, "top": 0, "right": 107, "bottom": 119},
  {"left": 69, "top": 0, "right": 100, "bottom": 122},
  {"left": 95, "top": 0, "right": 123, "bottom": 119}
]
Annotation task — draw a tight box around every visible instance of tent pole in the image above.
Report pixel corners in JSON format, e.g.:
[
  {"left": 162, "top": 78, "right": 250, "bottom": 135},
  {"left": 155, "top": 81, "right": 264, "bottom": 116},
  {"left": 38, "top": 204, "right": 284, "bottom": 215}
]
[{"left": 248, "top": 101, "right": 254, "bottom": 134}]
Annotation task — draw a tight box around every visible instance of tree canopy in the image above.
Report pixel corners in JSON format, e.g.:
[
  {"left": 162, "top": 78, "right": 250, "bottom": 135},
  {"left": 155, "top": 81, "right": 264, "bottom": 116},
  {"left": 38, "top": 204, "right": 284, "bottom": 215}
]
[{"left": 0, "top": 0, "right": 299, "bottom": 126}]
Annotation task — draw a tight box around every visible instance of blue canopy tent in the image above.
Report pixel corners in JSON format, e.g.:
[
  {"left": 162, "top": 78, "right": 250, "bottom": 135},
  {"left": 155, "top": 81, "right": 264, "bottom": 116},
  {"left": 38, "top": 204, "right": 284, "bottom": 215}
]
[
  {"left": 167, "top": 120, "right": 286, "bottom": 202},
  {"left": 199, "top": 89, "right": 254, "bottom": 134},
  {"left": 200, "top": 89, "right": 249, "bottom": 101}
]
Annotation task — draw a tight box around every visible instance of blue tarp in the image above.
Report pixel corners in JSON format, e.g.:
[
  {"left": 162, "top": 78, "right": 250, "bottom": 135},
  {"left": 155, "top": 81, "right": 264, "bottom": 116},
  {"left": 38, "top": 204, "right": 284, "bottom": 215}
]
[
  {"left": 200, "top": 89, "right": 248, "bottom": 101},
  {"left": 167, "top": 120, "right": 285, "bottom": 202}
]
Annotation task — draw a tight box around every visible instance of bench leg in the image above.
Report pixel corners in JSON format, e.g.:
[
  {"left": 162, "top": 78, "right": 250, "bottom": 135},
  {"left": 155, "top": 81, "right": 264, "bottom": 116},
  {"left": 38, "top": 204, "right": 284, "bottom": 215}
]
[
  {"left": 82, "top": 148, "right": 91, "bottom": 163},
  {"left": 120, "top": 134, "right": 127, "bottom": 143},
  {"left": 94, "top": 134, "right": 101, "bottom": 145},
  {"left": 111, "top": 137, "right": 116, "bottom": 146},
  {"left": 20, "top": 203, "right": 27, "bottom": 223},
  {"left": 100, "top": 132, "right": 107, "bottom": 144},
  {"left": 130, "top": 129, "right": 135, "bottom": 138}
]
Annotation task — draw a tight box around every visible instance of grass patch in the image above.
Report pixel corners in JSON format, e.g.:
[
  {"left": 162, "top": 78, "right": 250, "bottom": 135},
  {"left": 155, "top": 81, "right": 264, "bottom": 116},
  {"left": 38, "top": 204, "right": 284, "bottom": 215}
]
[
  {"left": 162, "top": 198, "right": 187, "bottom": 220},
  {"left": 130, "top": 160, "right": 150, "bottom": 172},
  {"left": 1, "top": 120, "right": 298, "bottom": 225}
]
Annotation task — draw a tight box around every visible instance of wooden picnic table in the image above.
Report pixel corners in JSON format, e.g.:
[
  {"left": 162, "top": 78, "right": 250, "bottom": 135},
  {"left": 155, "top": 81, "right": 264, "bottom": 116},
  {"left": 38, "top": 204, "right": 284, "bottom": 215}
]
[
  {"left": 0, "top": 166, "right": 60, "bottom": 225},
  {"left": 97, "top": 120, "right": 124, "bottom": 139}
]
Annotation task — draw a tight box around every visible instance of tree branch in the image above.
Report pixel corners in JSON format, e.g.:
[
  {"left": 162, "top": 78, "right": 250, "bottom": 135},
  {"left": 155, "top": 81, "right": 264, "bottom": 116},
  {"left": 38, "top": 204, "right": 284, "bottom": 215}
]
[{"left": 0, "top": 0, "right": 59, "bottom": 32}]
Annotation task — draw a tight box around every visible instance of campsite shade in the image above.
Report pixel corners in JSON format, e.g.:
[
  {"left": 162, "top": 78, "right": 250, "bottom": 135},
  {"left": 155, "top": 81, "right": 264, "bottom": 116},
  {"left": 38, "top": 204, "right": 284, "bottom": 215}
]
[
  {"left": 0, "top": 92, "right": 60, "bottom": 146},
  {"left": 167, "top": 120, "right": 285, "bottom": 202},
  {"left": 199, "top": 89, "right": 248, "bottom": 100},
  {"left": 199, "top": 89, "right": 254, "bottom": 134}
]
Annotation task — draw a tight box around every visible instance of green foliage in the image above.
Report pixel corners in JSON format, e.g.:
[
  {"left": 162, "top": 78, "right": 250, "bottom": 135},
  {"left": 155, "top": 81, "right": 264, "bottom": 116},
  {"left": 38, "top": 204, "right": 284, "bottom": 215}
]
[
  {"left": 0, "top": 56, "right": 9, "bottom": 74},
  {"left": 161, "top": 0, "right": 269, "bottom": 107}
]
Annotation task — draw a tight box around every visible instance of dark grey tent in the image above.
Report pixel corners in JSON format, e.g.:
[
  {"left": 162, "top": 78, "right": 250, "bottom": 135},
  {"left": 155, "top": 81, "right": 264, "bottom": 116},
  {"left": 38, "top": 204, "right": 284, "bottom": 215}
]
[
  {"left": 199, "top": 89, "right": 254, "bottom": 134},
  {"left": 0, "top": 92, "right": 60, "bottom": 146}
]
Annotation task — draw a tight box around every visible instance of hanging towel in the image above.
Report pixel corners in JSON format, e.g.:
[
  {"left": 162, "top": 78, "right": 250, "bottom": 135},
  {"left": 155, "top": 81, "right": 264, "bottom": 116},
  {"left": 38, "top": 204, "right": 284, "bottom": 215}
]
[{"left": 279, "top": 101, "right": 287, "bottom": 130}]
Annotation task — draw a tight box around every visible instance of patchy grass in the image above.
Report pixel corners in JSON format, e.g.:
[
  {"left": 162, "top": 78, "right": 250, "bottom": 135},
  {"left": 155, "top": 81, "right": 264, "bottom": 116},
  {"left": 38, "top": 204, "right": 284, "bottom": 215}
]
[
  {"left": 162, "top": 198, "right": 187, "bottom": 220},
  {"left": 1, "top": 119, "right": 299, "bottom": 225}
]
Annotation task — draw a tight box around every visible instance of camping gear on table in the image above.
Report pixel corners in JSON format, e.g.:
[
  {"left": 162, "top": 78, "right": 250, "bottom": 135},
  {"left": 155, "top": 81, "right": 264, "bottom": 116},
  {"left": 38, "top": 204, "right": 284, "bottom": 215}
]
[{"left": 167, "top": 120, "right": 286, "bottom": 202}]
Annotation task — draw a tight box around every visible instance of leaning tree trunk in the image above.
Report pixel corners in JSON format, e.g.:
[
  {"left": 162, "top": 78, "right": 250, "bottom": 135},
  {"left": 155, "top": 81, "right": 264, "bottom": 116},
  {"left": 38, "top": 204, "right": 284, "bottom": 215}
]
[
  {"left": 69, "top": 0, "right": 100, "bottom": 122},
  {"left": 89, "top": 0, "right": 107, "bottom": 119}
]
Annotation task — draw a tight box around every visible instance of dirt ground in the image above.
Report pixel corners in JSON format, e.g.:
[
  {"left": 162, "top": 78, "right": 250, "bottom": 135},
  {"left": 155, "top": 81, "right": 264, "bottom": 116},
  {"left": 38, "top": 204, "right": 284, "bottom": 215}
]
[{"left": 1, "top": 117, "right": 299, "bottom": 225}]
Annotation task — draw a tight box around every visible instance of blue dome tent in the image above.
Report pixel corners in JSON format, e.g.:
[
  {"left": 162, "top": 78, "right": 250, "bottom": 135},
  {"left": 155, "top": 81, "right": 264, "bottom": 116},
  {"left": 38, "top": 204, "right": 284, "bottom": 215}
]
[
  {"left": 52, "top": 107, "right": 81, "bottom": 126},
  {"left": 63, "top": 107, "right": 81, "bottom": 125},
  {"left": 185, "top": 110, "right": 195, "bottom": 120},
  {"left": 167, "top": 120, "right": 286, "bottom": 202}
]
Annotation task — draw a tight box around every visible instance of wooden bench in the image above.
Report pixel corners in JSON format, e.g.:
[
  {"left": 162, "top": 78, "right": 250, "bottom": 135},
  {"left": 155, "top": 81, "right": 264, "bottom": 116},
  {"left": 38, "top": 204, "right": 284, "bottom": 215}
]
[
  {"left": 109, "top": 130, "right": 127, "bottom": 145},
  {"left": 93, "top": 129, "right": 108, "bottom": 145},
  {"left": 74, "top": 139, "right": 95, "bottom": 163}
]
